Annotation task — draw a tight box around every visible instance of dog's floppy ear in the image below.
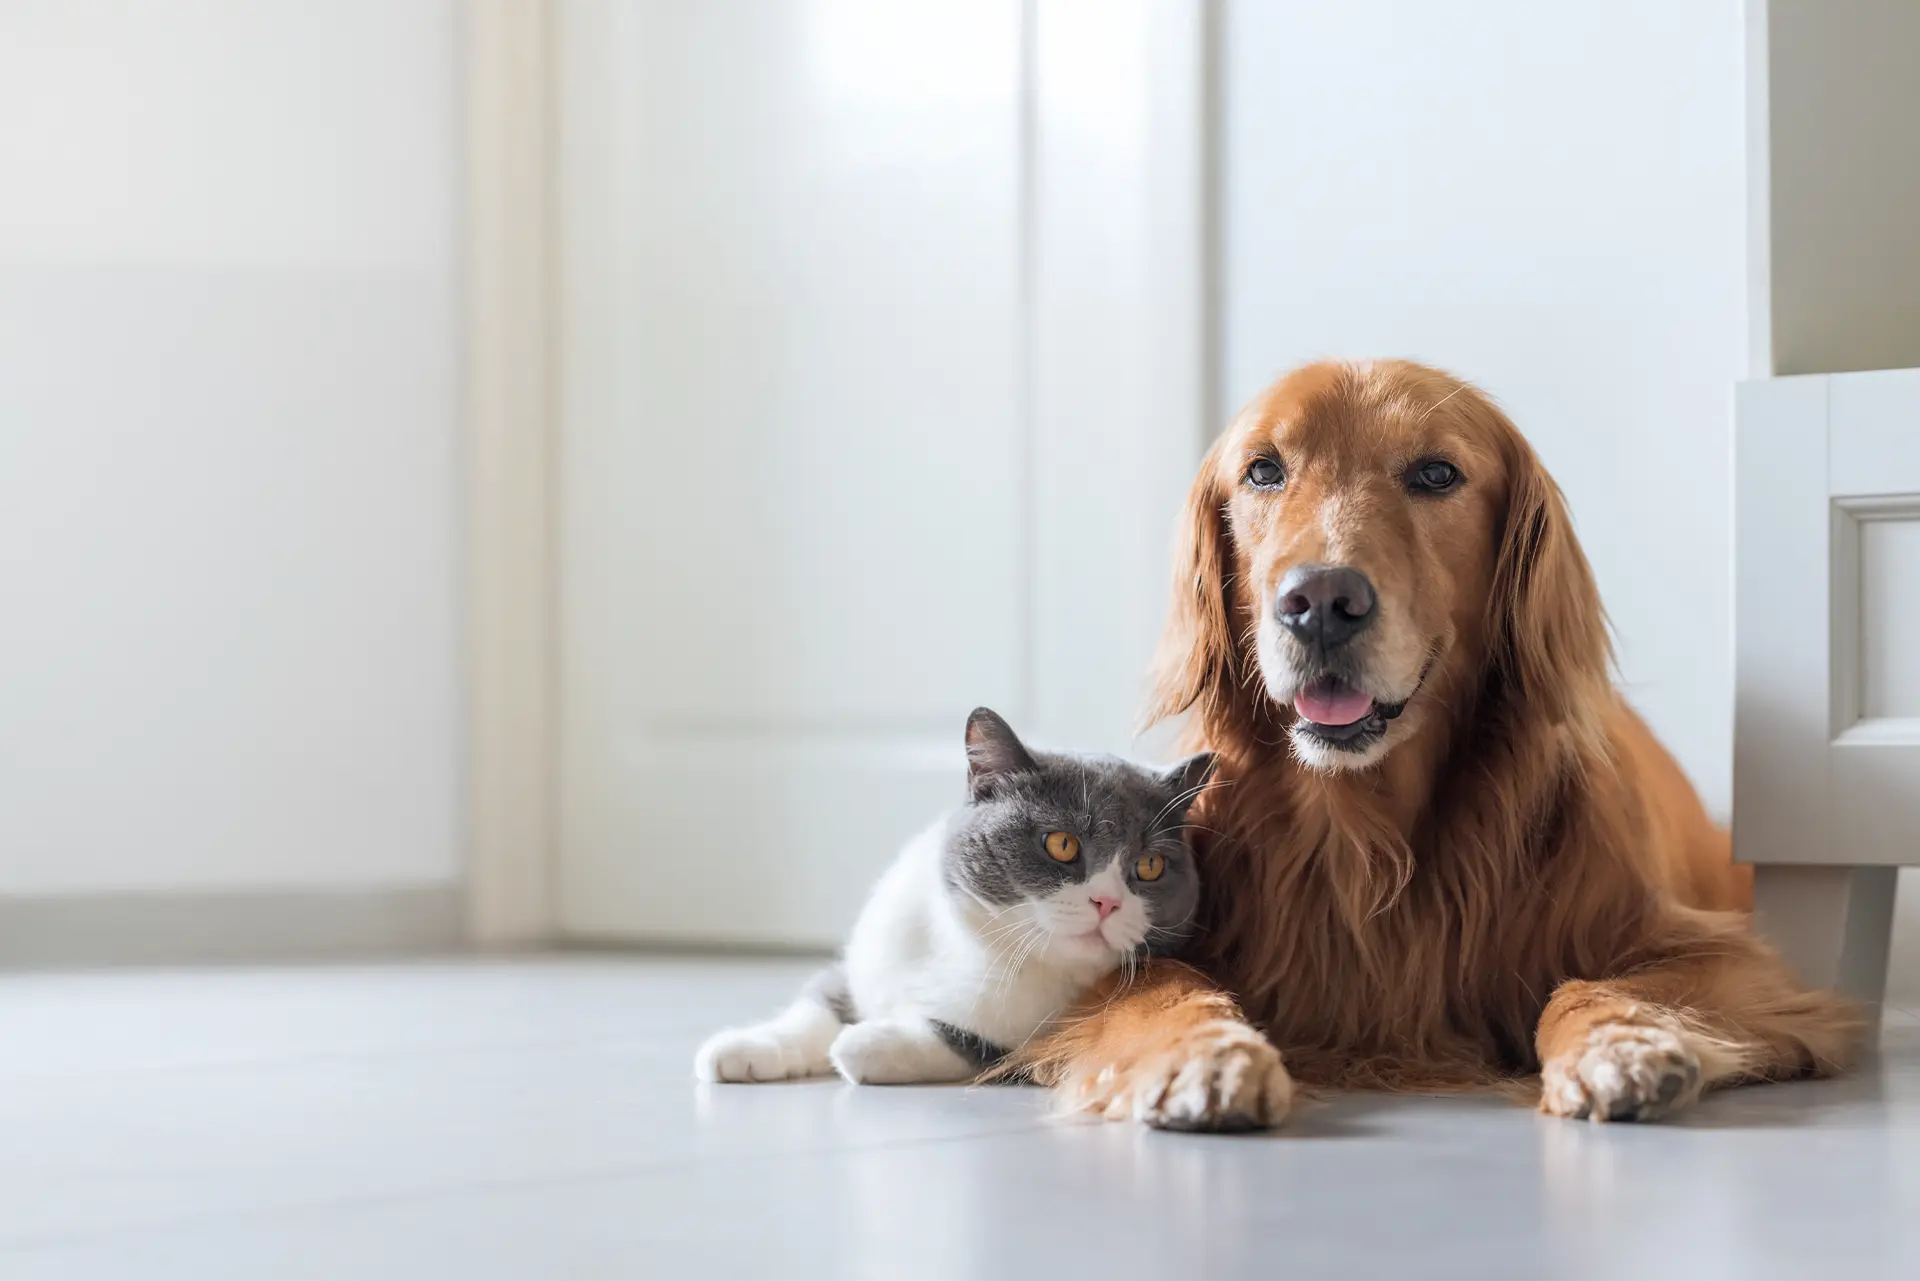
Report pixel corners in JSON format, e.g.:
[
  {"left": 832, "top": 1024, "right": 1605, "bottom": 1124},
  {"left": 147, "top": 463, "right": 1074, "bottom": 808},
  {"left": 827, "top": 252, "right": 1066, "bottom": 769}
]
[
  {"left": 1148, "top": 440, "right": 1241, "bottom": 731},
  {"left": 1487, "top": 431, "right": 1612, "bottom": 733}
]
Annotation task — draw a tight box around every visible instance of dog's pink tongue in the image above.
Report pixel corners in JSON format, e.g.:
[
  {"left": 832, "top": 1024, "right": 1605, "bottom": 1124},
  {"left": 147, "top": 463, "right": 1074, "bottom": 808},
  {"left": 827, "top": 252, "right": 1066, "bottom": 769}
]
[{"left": 1295, "top": 685, "right": 1374, "bottom": 726}]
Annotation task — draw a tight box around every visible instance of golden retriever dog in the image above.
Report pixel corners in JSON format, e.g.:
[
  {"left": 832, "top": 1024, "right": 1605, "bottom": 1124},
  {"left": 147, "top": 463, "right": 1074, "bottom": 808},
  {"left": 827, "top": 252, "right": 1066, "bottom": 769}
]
[{"left": 1015, "top": 359, "right": 1859, "bottom": 1127}]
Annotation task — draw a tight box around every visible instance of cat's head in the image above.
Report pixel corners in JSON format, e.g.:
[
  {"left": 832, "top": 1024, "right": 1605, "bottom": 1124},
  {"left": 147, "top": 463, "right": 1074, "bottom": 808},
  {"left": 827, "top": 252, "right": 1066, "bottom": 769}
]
[{"left": 945, "top": 707, "right": 1214, "bottom": 968}]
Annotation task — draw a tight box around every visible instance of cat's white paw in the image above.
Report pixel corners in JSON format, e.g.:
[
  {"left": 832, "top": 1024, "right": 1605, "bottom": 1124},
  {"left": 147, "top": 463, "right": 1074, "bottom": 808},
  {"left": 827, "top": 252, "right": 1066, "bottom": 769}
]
[
  {"left": 693, "top": 1025, "right": 828, "bottom": 1083},
  {"left": 829, "top": 1021, "right": 971, "bottom": 1084}
]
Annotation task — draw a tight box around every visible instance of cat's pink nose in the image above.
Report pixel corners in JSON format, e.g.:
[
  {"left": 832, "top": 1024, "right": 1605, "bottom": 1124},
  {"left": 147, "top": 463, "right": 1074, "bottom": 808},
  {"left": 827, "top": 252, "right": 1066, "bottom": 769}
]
[{"left": 1090, "top": 895, "right": 1122, "bottom": 921}]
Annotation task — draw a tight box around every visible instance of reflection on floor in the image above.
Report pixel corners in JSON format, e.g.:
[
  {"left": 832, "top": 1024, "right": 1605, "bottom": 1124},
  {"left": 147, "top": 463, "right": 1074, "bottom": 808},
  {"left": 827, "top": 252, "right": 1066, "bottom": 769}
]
[{"left": 1, "top": 956, "right": 1915, "bottom": 1280}]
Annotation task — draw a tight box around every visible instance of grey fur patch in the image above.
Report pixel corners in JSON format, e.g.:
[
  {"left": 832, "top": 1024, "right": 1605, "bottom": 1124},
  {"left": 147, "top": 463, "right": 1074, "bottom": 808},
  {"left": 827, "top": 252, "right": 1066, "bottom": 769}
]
[{"left": 931, "top": 1020, "right": 1007, "bottom": 1072}]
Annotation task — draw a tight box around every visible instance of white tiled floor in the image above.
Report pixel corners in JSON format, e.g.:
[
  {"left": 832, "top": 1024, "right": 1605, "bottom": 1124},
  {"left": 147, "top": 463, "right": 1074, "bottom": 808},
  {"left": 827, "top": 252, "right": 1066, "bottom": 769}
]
[{"left": 1, "top": 956, "right": 1916, "bottom": 1280}]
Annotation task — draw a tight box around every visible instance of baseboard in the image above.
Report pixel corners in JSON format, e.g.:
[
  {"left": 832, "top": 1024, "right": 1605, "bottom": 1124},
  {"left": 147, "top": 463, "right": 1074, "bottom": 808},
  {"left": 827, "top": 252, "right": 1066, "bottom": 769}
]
[{"left": 0, "top": 884, "right": 462, "bottom": 967}]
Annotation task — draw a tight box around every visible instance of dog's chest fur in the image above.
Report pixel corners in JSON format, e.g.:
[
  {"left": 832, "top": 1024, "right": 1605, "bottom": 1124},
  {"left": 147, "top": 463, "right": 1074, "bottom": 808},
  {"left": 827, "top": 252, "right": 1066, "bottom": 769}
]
[{"left": 1191, "top": 781, "right": 1615, "bottom": 1089}]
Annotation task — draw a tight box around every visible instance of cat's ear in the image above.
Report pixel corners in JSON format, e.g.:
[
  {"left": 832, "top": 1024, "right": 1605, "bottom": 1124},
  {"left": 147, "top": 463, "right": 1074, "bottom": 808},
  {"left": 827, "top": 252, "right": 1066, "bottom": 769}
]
[
  {"left": 965, "top": 707, "right": 1037, "bottom": 800},
  {"left": 1161, "top": 751, "right": 1218, "bottom": 811}
]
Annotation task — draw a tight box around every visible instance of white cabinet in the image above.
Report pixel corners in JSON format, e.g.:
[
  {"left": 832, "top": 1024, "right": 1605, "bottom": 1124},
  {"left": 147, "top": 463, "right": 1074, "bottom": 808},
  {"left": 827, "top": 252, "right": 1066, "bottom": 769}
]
[{"left": 1736, "top": 369, "right": 1920, "bottom": 1007}]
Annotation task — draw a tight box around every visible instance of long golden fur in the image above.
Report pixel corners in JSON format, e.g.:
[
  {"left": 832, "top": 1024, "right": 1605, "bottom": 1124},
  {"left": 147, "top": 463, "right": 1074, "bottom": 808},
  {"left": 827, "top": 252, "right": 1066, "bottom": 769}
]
[{"left": 1015, "top": 360, "right": 1859, "bottom": 1126}]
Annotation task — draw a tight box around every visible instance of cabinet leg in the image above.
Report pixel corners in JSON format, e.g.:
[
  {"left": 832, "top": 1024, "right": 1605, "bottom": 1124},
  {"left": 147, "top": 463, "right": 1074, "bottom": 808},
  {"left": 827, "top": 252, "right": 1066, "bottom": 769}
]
[{"left": 1752, "top": 864, "right": 1898, "bottom": 1039}]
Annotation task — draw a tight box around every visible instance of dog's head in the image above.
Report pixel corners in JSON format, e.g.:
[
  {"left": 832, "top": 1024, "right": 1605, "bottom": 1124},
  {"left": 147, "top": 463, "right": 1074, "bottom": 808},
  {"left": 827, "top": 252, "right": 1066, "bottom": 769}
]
[{"left": 1153, "top": 360, "right": 1610, "bottom": 772}]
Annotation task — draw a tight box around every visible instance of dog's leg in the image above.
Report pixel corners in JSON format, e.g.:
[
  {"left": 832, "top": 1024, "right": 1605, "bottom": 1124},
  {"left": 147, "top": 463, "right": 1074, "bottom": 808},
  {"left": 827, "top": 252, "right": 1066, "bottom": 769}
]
[
  {"left": 1536, "top": 915, "right": 1863, "bottom": 1122},
  {"left": 1006, "top": 959, "right": 1293, "bottom": 1131}
]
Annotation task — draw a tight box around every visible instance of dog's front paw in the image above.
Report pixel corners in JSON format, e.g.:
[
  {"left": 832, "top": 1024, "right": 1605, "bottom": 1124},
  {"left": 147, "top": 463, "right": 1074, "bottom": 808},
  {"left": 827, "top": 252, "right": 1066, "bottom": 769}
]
[
  {"left": 1067, "top": 1018, "right": 1293, "bottom": 1132},
  {"left": 1540, "top": 1021, "right": 1702, "bottom": 1122}
]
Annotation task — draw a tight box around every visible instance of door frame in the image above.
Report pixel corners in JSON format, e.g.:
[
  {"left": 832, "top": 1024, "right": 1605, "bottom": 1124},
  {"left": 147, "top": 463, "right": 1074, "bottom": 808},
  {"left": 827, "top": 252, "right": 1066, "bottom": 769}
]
[{"left": 463, "top": 0, "right": 558, "bottom": 947}]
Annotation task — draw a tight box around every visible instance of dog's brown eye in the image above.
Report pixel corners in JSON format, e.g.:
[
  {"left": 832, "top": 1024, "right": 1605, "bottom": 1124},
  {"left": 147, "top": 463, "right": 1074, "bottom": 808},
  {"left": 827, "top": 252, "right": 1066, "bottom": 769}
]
[
  {"left": 1408, "top": 459, "right": 1461, "bottom": 493},
  {"left": 1245, "top": 458, "right": 1284, "bottom": 488}
]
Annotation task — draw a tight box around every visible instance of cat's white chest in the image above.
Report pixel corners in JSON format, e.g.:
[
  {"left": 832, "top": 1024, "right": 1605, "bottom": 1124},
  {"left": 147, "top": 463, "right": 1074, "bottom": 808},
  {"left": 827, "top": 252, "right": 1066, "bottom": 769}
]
[
  {"left": 840, "top": 816, "right": 1114, "bottom": 1047},
  {"left": 953, "top": 948, "right": 1108, "bottom": 1047}
]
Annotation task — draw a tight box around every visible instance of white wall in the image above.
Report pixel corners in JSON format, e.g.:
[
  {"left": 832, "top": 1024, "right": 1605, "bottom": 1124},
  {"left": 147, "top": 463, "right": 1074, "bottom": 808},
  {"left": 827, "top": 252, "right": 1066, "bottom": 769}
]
[
  {"left": 1222, "top": 0, "right": 1748, "bottom": 815},
  {"left": 0, "top": 1, "right": 462, "bottom": 895}
]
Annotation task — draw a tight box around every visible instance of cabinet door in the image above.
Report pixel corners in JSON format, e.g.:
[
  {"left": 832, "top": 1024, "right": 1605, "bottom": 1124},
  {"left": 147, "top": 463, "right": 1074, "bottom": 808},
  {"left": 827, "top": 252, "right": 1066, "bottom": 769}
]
[{"left": 1736, "top": 370, "right": 1920, "bottom": 868}]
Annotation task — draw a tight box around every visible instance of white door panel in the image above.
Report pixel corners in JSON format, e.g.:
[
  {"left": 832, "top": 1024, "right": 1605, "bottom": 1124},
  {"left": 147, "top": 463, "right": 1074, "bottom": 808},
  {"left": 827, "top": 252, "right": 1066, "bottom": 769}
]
[
  {"left": 1859, "top": 517, "right": 1920, "bottom": 718},
  {"left": 554, "top": 1, "right": 1207, "bottom": 945}
]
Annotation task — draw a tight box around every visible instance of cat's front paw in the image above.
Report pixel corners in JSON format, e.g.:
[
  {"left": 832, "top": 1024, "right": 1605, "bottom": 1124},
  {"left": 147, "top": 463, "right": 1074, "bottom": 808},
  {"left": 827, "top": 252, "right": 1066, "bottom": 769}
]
[
  {"left": 693, "top": 1026, "right": 827, "bottom": 1083},
  {"left": 829, "top": 1021, "right": 972, "bottom": 1084}
]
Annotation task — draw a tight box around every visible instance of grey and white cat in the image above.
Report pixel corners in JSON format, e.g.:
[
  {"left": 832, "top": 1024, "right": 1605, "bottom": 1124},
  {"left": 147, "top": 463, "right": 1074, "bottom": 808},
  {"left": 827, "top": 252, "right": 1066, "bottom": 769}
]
[{"left": 693, "top": 708, "right": 1213, "bottom": 1085}]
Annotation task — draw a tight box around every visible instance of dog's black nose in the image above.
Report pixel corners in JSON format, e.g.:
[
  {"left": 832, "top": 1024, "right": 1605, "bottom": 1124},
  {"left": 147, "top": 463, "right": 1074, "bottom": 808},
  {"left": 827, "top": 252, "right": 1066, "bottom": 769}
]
[{"left": 1276, "top": 564, "right": 1376, "bottom": 650}]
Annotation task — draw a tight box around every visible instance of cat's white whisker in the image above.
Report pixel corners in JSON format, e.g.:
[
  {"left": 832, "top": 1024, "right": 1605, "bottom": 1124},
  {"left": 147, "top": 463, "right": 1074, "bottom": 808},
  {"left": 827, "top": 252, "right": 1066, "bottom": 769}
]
[
  {"left": 1149, "top": 774, "right": 1232, "bottom": 835},
  {"left": 979, "top": 916, "right": 1037, "bottom": 944}
]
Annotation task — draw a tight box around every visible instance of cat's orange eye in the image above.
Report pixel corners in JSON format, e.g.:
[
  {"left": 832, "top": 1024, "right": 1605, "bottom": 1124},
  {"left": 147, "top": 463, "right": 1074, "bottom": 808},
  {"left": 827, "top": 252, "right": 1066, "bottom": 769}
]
[
  {"left": 1135, "top": 853, "right": 1165, "bottom": 882},
  {"left": 1044, "top": 831, "right": 1079, "bottom": 862}
]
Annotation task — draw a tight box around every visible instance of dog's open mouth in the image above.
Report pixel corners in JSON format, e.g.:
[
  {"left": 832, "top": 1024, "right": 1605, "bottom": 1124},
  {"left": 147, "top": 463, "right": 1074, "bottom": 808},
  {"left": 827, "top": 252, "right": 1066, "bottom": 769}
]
[{"left": 1292, "top": 678, "right": 1408, "bottom": 751}]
